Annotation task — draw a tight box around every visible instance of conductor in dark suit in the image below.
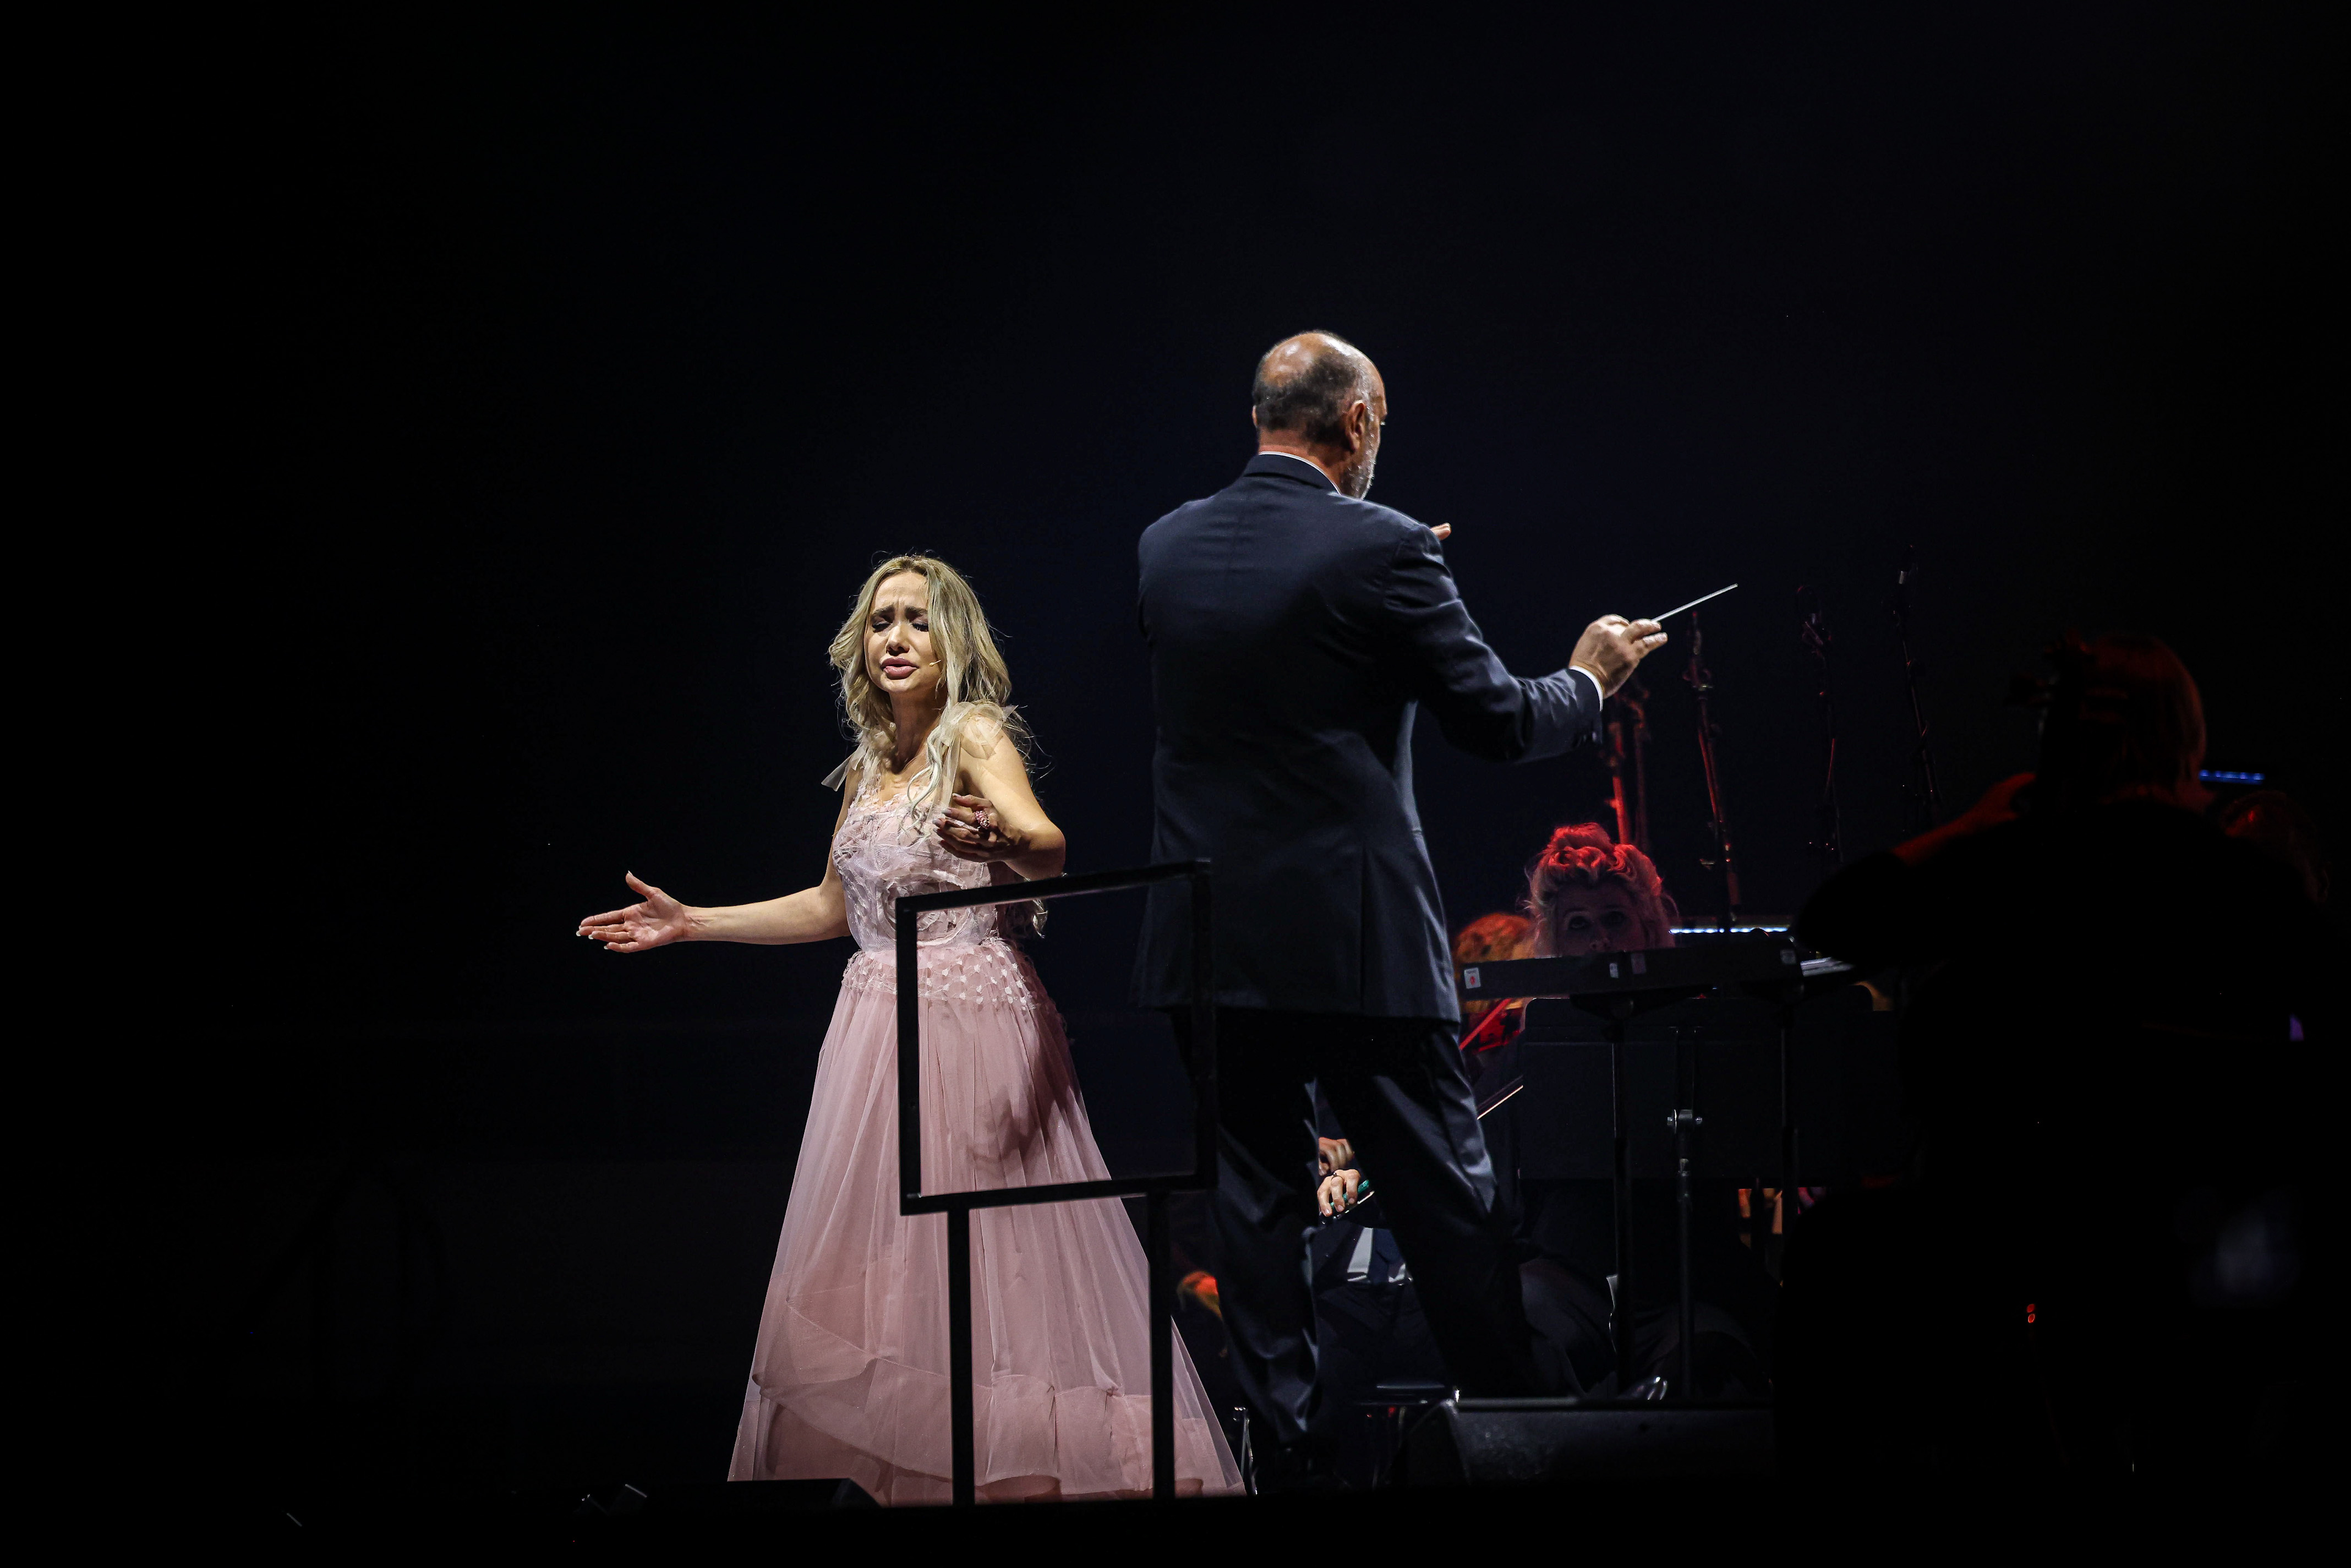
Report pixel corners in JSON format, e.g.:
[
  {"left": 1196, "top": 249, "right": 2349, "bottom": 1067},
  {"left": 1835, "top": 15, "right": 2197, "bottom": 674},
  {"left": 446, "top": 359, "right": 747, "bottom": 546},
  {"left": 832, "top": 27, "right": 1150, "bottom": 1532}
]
[{"left": 1135, "top": 331, "right": 1665, "bottom": 1480}]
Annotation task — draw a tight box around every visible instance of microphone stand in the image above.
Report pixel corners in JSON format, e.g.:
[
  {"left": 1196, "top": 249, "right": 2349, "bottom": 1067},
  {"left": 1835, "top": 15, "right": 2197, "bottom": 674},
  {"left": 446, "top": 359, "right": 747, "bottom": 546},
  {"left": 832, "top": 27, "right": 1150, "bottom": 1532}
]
[
  {"left": 1627, "top": 675, "right": 1653, "bottom": 857},
  {"left": 1892, "top": 547, "right": 1942, "bottom": 831},
  {"left": 1604, "top": 704, "right": 1634, "bottom": 851},
  {"left": 1683, "top": 611, "right": 1740, "bottom": 931},
  {"left": 1603, "top": 674, "right": 1653, "bottom": 855},
  {"left": 1598, "top": 672, "right": 1655, "bottom": 851},
  {"left": 1797, "top": 586, "right": 1841, "bottom": 876}
]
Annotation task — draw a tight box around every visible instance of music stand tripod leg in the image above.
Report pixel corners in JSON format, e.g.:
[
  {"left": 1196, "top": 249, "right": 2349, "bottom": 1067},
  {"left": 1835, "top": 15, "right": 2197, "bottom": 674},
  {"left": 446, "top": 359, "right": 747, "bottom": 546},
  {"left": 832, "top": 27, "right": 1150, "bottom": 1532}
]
[
  {"left": 1149, "top": 1188, "right": 1175, "bottom": 1499},
  {"left": 1673, "top": 1034, "right": 1696, "bottom": 1398},
  {"left": 1610, "top": 1012, "right": 1637, "bottom": 1394},
  {"left": 948, "top": 1205, "right": 975, "bottom": 1506},
  {"left": 1778, "top": 1002, "right": 1798, "bottom": 1279}
]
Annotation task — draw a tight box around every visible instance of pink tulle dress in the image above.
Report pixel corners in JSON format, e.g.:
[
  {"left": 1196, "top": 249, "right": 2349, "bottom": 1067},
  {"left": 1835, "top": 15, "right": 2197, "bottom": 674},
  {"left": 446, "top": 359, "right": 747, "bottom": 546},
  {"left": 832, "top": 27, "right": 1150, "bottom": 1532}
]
[{"left": 728, "top": 775, "right": 1243, "bottom": 1502}]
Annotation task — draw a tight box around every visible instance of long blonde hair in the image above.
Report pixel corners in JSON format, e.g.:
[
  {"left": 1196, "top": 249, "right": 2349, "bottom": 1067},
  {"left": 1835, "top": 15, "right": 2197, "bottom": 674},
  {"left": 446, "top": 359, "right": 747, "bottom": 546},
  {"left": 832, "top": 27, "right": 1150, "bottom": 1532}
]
[{"left": 828, "top": 554, "right": 1029, "bottom": 825}]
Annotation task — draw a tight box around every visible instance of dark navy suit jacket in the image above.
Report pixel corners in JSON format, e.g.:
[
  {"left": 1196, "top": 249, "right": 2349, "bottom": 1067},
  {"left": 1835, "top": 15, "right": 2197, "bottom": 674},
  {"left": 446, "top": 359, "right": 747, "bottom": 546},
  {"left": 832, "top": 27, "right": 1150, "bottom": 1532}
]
[{"left": 1134, "top": 452, "right": 1603, "bottom": 1022}]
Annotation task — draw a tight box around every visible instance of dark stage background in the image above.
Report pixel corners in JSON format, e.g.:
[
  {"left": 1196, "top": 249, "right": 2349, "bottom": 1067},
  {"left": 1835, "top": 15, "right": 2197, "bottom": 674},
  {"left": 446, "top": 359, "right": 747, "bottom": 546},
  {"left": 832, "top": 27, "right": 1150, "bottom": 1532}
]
[{"left": 165, "top": 7, "right": 2339, "bottom": 1496}]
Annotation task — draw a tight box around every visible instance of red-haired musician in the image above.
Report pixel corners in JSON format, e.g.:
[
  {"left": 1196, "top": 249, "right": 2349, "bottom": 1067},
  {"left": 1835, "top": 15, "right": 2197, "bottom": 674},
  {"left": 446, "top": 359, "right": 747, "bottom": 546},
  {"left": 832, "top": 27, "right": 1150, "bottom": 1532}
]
[
  {"left": 1526, "top": 822, "right": 1681, "bottom": 955},
  {"left": 1324, "top": 826, "right": 1679, "bottom": 1204},
  {"left": 1319, "top": 827, "right": 1685, "bottom": 1217},
  {"left": 1452, "top": 911, "right": 1532, "bottom": 1030},
  {"left": 1458, "top": 823, "right": 1680, "bottom": 1060}
]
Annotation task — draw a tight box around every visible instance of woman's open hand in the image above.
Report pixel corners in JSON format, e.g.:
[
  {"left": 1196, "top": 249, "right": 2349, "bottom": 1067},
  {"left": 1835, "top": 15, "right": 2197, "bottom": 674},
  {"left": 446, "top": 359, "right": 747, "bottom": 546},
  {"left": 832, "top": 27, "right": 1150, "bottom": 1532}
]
[
  {"left": 577, "top": 872, "right": 695, "bottom": 953},
  {"left": 937, "top": 793, "right": 1021, "bottom": 864}
]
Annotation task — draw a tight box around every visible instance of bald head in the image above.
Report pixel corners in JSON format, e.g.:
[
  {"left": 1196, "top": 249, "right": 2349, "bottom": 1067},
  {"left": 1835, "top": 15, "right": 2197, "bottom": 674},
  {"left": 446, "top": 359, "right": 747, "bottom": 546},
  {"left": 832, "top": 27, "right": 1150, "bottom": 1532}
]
[
  {"left": 1252, "top": 332, "right": 1377, "bottom": 445},
  {"left": 1251, "top": 331, "right": 1387, "bottom": 498}
]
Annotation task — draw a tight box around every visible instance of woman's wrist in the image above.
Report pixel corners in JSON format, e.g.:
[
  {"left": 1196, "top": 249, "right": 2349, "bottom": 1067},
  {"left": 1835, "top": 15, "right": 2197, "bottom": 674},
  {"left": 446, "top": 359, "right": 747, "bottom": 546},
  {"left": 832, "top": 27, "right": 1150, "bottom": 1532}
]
[{"left": 1007, "top": 831, "right": 1064, "bottom": 881}]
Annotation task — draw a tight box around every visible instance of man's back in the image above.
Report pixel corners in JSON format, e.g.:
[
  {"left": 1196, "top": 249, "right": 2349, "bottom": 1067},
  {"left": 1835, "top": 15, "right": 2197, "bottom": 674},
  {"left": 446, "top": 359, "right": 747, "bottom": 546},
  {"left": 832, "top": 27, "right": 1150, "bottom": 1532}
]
[
  {"left": 1138, "top": 333, "right": 1669, "bottom": 1442},
  {"left": 1134, "top": 453, "right": 1597, "bottom": 1019}
]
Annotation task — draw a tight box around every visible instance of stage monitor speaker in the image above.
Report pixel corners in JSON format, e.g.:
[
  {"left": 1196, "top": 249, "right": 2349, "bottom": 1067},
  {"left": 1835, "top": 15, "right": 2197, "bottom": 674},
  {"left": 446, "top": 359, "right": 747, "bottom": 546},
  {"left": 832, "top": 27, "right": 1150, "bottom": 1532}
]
[{"left": 1403, "top": 1400, "right": 1774, "bottom": 1485}]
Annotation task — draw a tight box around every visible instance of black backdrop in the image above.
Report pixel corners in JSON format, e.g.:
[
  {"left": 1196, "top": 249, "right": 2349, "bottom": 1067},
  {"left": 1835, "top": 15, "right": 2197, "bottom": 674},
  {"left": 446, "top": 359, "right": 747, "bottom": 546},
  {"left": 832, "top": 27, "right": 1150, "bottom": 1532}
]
[{"left": 166, "top": 7, "right": 2339, "bottom": 1494}]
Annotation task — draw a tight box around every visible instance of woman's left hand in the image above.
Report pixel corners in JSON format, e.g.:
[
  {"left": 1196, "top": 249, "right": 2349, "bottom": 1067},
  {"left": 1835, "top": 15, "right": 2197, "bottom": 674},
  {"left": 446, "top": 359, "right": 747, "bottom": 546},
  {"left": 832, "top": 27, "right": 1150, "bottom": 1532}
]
[{"left": 937, "top": 793, "right": 1021, "bottom": 863}]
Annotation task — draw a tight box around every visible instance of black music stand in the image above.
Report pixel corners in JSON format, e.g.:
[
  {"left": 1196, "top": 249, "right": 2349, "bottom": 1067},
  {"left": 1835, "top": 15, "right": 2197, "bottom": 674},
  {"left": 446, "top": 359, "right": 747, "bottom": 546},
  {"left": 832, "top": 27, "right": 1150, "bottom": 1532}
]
[
  {"left": 1458, "top": 944, "right": 1836, "bottom": 1396},
  {"left": 895, "top": 861, "right": 1216, "bottom": 1506}
]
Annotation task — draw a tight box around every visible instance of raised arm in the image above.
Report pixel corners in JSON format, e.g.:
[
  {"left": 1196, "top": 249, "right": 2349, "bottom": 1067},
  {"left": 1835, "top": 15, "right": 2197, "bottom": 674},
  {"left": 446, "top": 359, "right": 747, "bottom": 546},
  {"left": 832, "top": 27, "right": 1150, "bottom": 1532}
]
[
  {"left": 1795, "top": 774, "right": 2032, "bottom": 968},
  {"left": 576, "top": 777, "right": 855, "bottom": 952},
  {"left": 1382, "top": 526, "right": 1664, "bottom": 763}
]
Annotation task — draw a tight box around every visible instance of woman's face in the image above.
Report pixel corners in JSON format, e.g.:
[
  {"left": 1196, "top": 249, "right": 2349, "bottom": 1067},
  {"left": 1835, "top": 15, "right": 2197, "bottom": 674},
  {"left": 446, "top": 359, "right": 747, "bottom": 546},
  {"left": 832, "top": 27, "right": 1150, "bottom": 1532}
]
[
  {"left": 866, "top": 572, "right": 943, "bottom": 707},
  {"left": 1545, "top": 885, "right": 1648, "bottom": 956}
]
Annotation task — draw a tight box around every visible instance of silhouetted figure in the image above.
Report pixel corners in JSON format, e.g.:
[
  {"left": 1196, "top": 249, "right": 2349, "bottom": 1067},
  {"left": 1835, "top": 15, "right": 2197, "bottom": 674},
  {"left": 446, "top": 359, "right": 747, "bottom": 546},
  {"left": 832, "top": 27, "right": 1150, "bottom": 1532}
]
[
  {"left": 1786, "top": 633, "right": 2335, "bottom": 1475},
  {"left": 1335, "top": 828, "right": 1770, "bottom": 1401}
]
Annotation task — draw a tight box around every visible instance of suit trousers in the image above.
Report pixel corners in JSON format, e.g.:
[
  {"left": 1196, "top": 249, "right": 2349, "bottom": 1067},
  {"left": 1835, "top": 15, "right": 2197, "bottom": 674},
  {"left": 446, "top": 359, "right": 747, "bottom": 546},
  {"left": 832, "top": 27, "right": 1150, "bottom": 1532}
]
[{"left": 1173, "top": 1007, "right": 1541, "bottom": 1447}]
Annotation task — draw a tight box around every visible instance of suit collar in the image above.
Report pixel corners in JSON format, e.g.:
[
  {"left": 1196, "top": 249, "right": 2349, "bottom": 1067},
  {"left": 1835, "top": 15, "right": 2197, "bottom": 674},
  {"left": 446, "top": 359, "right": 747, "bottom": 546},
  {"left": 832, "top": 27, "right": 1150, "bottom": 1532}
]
[{"left": 1244, "top": 451, "right": 1339, "bottom": 491}]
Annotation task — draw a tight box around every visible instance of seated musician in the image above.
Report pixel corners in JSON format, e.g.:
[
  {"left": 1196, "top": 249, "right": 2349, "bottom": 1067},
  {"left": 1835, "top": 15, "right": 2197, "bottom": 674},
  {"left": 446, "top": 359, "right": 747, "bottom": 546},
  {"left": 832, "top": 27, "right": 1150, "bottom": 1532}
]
[
  {"left": 1526, "top": 822, "right": 1680, "bottom": 957},
  {"left": 1318, "top": 826, "right": 1757, "bottom": 1401},
  {"left": 1454, "top": 824, "right": 1679, "bottom": 1078},
  {"left": 1324, "top": 825, "right": 1677, "bottom": 1215},
  {"left": 1785, "top": 633, "right": 2336, "bottom": 1474},
  {"left": 1452, "top": 911, "right": 1531, "bottom": 1031}
]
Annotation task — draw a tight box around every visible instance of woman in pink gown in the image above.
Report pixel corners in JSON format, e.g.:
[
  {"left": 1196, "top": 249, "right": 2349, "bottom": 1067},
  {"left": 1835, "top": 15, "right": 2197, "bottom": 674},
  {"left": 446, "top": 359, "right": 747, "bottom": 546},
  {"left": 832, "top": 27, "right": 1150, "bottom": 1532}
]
[{"left": 578, "top": 555, "right": 1242, "bottom": 1503}]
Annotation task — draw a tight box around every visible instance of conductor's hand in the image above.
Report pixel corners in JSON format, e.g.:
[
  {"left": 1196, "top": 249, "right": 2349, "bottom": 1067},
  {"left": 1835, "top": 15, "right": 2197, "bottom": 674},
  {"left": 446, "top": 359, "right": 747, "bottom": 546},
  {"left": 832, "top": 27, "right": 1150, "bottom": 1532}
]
[
  {"left": 577, "top": 872, "right": 694, "bottom": 953},
  {"left": 1569, "top": 616, "right": 1667, "bottom": 700}
]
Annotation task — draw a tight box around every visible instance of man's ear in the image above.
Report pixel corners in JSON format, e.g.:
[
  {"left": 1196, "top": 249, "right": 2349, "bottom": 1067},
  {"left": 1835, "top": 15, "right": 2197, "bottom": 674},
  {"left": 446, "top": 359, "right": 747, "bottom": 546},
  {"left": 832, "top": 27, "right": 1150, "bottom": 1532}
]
[{"left": 1250, "top": 406, "right": 1260, "bottom": 430}]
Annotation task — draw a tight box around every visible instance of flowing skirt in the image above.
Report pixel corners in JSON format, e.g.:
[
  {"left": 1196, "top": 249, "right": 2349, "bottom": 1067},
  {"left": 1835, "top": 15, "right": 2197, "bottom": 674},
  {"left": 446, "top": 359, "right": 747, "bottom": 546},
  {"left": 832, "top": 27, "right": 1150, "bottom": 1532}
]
[{"left": 729, "top": 947, "right": 1243, "bottom": 1502}]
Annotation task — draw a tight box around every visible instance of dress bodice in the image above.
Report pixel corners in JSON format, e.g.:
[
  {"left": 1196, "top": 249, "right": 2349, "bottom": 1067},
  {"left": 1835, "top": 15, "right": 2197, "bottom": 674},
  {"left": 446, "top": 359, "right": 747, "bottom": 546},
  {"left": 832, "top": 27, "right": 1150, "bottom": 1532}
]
[
  {"left": 833, "top": 778, "right": 1008, "bottom": 953},
  {"left": 832, "top": 776, "right": 1044, "bottom": 1014}
]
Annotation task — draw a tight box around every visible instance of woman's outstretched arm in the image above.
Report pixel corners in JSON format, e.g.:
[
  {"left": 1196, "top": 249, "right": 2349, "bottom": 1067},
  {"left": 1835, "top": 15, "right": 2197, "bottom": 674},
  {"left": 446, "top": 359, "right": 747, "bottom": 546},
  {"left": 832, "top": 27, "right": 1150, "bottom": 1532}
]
[{"left": 577, "top": 775, "right": 855, "bottom": 952}]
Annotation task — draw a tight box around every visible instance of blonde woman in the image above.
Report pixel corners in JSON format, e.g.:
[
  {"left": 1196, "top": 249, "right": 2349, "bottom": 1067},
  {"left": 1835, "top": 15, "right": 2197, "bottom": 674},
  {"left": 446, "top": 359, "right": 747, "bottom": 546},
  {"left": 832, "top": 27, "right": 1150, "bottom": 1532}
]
[{"left": 577, "top": 556, "right": 1241, "bottom": 1503}]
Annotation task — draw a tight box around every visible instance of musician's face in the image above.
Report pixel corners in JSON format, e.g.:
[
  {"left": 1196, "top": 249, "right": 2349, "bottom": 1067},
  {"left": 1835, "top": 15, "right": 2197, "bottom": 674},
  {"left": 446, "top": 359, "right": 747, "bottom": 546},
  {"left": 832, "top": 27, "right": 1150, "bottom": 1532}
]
[
  {"left": 1546, "top": 887, "right": 1647, "bottom": 955},
  {"left": 867, "top": 573, "right": 942, "bottom": 706}
]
